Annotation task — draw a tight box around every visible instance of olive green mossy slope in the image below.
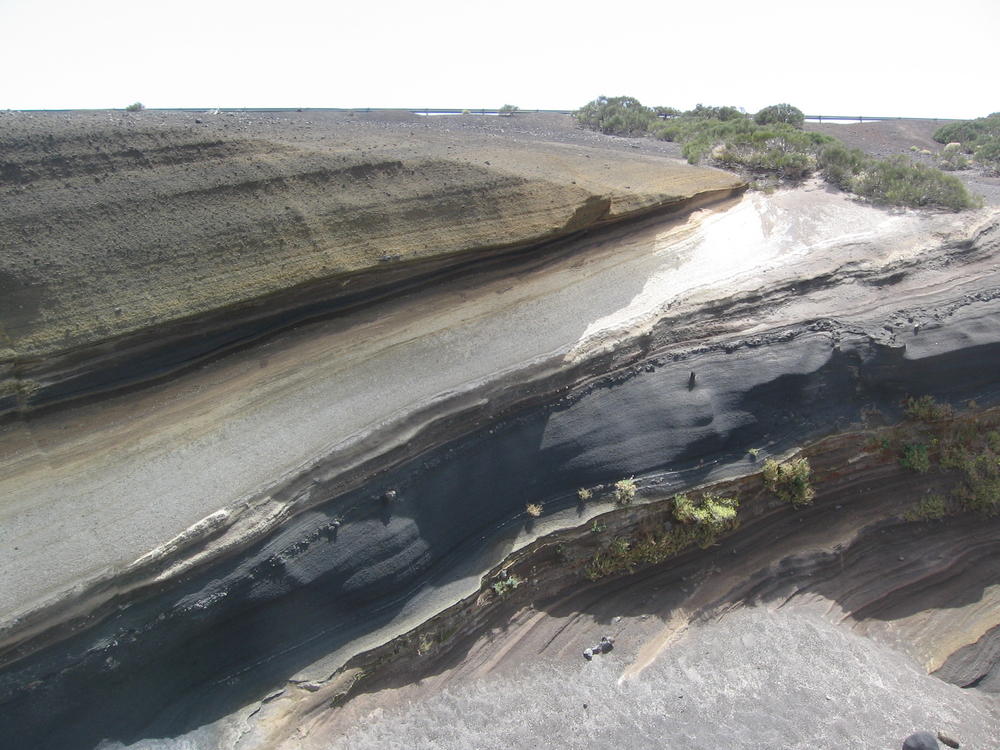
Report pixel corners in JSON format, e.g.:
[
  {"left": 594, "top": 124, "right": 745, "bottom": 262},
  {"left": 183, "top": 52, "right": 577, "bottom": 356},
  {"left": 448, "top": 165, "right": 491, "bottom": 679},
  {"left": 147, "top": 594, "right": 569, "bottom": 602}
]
[{"left": 0, "top": 112, "right": 741, "bottom": 369}]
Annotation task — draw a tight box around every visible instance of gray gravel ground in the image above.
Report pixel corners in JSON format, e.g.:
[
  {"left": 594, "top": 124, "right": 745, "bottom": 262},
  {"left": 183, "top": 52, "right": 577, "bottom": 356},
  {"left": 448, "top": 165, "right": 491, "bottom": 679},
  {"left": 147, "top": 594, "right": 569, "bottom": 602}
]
[{"left": 323, "top": 607, "right": 1000, "bottom": 750}]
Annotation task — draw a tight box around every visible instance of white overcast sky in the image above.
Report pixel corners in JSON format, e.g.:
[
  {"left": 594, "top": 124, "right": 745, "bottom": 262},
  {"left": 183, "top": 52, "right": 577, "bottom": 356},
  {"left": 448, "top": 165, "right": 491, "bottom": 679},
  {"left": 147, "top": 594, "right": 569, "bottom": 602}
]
[{"left": 1, "top": 0, "right": 996, "bottom": 118}]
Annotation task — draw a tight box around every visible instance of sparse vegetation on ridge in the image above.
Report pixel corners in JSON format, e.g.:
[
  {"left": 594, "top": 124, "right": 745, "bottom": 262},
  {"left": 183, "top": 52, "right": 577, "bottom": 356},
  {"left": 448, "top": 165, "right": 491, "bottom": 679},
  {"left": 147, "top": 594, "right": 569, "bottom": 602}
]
[
  {"left": 574, "top": 95, "right": 981, "bottom": 210},
  {"left": 125, "top": 102, "right": 144, "bottom": 112},
  {"left": 583, "top": 490, "right": 740, "bottom": 580},
  {"left": 879, "top": 399, "right": 1000, "bottom": 518}
]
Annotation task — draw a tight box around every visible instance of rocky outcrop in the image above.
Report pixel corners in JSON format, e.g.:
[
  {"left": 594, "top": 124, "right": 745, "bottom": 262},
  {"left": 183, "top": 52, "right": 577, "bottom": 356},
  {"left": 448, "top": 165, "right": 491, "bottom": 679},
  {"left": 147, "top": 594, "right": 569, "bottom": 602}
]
[{"left": 2, "top": 112, "right": 1000, "bottom": 750}]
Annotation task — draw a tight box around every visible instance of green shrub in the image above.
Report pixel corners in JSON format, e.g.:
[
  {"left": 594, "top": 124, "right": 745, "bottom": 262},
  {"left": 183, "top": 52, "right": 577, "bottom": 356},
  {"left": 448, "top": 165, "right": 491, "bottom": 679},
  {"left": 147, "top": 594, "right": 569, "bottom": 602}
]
[
  {"left": 672, "top": 492, "right": 739, "bottom": 527},
  {"left": 933, "top": 114, "right": 1000, "bottom": 174},
  {"left": 953, "top": 452, "right": 1000, "bottom": 515},
  {"left": 754, "top": 103, "right": 805, "bottom": 128},
  {"left": 575, "top": 95, "right": 654, "bottom": 136},
  {"left": 498, "top": 104, "right": 518, "bottom": 117},
  {"left": 904, "top": 494, "right": 948, "bottom": 521},
  {"left": 904, "top": 395, "right": 953, "bottom": 423},
  {"left": 491, "top": 574, "right": 523, "bottom": 597},
  {"left": 125, "top": 102, "right": 144, "bottom": 112},
  {"left": 583, "top": 498, "right": 739, "bottom": 580},
  {"left": 900, "top": 443, "right": 931, "bottom": 473},
  {"left": 687, "top": 103, "right": 744, "bottom": 121},
  {"left": 933, "top": 114, "right": 1000, "bottom": 148},
  {"left": 975, "top": 140, "right": 1000, "bottom": 175},
  {"left": 939, "top": 143, "right": 970, "bottom": 171},
  {"left": 614, "top": 477, "right": 637, "bottom": 505},
  {"left": 762, "top": 457, "right": 815, "bottom": 507},
  {"left": 849, "top": 156, "right": 980, "bottom": 210},
  {"left": 817, "top": 142, "right": 868, "bottom": 189}
]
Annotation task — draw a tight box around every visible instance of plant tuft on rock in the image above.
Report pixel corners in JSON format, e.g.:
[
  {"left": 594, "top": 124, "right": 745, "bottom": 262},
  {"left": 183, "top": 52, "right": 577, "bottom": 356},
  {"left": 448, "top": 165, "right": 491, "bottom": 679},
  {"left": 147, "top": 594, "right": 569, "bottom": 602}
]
[
  {"left": 613, "top": 477, "right": 637, "bottom": 505},
  {"left": 762, "top": 457, "right": 815, "bottom": 507}
]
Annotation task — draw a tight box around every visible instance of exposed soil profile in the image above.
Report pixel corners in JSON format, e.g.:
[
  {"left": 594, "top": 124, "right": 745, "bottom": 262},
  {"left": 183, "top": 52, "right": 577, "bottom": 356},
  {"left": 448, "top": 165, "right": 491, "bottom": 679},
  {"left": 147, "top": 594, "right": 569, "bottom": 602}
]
[{"left": 1, "top": 110, "right": 999, "bottom": 750}]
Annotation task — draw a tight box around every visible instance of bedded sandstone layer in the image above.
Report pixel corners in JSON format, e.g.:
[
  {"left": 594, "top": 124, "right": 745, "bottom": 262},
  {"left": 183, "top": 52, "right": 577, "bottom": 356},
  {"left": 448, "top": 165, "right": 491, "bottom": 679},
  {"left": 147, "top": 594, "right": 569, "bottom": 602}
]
[{"left": 0, "top": 109, "right": 741, "bottom": 414}]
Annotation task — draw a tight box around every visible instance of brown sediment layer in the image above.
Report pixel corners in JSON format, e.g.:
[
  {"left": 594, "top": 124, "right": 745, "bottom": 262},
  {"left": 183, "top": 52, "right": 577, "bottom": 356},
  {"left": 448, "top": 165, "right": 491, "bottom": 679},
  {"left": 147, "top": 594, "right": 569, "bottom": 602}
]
[{"left": 0, "top": 111, "right": 742, "bottom": 414}]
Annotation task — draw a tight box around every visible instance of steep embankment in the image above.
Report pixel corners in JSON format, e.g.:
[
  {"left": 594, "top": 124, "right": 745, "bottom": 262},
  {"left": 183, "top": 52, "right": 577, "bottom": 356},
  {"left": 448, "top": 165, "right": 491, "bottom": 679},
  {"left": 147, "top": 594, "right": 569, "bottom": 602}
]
[
  {"left": 2, "top": 112, "right": 1000, "bottom": 750},
  {"left": 0, "top": 109, "right": 739, "bottom": 414}
]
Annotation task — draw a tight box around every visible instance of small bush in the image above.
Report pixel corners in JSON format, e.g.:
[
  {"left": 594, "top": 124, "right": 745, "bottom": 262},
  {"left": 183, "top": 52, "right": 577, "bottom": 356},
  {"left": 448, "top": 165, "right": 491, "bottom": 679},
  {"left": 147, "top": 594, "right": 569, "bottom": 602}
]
[
  {"left": 614, "top": 477, "right": 637, "bottom": 505},
  {"left": 904, "top": 395, "right": 953, "bottom": 423},
  {"left": 904, "top": 494, "right": 949, "bottom": 521},
  {"left": 939, "top": 143, "right": 970, "bottom": 171},
  {"left": 762, "top": 457, "right": 815, "bottom": 507},
  {"left": 975, "top": 140, "right": 1000, "bottom": 175},
  {"left": 849, "top": 156, "right": 980, "bottom": 210},
  {"left": 673, "top": 492, "right": 739, "bottom": 528},
  {"left": 577, "top": 487, "right": 593, "bottom": 502},
  {"left": 125, "top": 102, "right": 145, "bottom": 112},
  {"left": 899, "top": 443, "right": 931, "bottom": 473},
  {"left": 525, "top": 503, "right": 543, "bottom": 517},
  {"left": 933, "top": 114, "right": 1000, "bottom": 174},
  {"left": 575, "top": 95, "right": 655, "bottom": 136},
  {"left": 817, "top": 142, "right": 868, "bottom": 189},
  {"left": 498, "top": 104, "right": 518, "bottom": 117},
  {"left": 754, "top": 103, "right": 805, "bottom": 128},
  {"left": 491, "top": 574, "right": 523, "bottom": 597}
]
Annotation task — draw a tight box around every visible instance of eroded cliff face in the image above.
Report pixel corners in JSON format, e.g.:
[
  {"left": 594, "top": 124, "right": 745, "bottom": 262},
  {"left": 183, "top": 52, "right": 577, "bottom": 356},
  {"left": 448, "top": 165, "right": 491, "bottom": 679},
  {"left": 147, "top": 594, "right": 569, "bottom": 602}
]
[
  {"left": 1, "top": 112, "right": 1000, "bottom": 750},
  {"left": 0, "top": 110, "right": 740, "bottom": 415}
]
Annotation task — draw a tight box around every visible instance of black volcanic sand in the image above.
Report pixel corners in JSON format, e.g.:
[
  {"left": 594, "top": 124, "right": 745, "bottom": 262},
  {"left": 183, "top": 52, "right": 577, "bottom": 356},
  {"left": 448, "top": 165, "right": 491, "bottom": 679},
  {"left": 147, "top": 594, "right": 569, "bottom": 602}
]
[{"left": 3, "top": 301, "right": 1000, "bottom": 748}]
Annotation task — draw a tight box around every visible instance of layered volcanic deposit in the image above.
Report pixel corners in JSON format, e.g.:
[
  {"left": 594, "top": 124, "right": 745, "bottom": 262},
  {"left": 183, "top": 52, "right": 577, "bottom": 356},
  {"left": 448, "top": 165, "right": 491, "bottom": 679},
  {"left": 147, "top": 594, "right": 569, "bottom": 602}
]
[{"left": 1, "top": 110, "right": 999, "bottom": 749}]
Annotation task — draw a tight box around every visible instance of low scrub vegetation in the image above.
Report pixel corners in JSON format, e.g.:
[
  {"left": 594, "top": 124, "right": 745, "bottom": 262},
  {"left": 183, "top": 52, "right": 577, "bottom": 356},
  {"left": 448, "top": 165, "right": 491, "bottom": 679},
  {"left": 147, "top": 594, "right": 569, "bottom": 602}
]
[
  {"left": 904, "top": 395, "right": 954, "bottom": 423},
  {"left": 584, "top": 491, "right": 740, "bottom": 580},
  {"left": 934, "top": 113, "right": 1000, "bottom": 174},
  {"left": 762, "top": 457, "right": 815, "bottom": 507},
  {"left": 880, "top": 400, "right": 1000, "bottom": 518},
  {"left": 574, "top": 95, "right": 981, "bottom": 210},
  {"left": 899, "top": 443, "right": 931, "bottom": 473},
  {"left": 903, "top": 494, "right": 949, "bottom": 522}
]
